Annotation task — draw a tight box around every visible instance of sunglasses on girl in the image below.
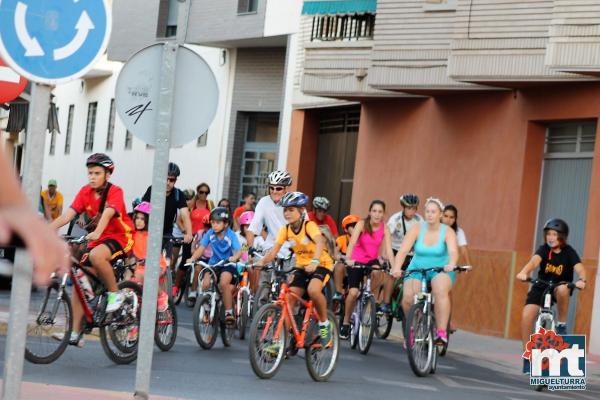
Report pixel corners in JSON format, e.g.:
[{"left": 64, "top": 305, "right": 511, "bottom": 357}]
[{"left": 198, "top": 190, "right": 209, "bottom": 195}]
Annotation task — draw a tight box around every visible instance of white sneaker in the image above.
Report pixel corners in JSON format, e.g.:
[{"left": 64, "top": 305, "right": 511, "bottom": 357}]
[
  {"left": 188, "top": 291, "right": 197, "bottom": 300},
  {"left": 106, "top": 291, "right": 126, "bottom": 313},
  {"left": 52, "top": 332, "right": 84, "bottom": 347}
]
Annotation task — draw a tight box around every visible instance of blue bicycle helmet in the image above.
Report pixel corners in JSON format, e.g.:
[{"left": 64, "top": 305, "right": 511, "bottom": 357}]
[{"left": 280, "top": 192, "right": 309, "bottom": 208}]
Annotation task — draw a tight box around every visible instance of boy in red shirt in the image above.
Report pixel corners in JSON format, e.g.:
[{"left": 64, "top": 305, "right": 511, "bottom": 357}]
[{"left": 51, "top": 153, "right": 134, "bottom": 346}]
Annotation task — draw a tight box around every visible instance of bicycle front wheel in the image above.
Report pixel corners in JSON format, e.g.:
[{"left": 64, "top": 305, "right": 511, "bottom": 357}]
[
  {"left": 25, "top": 282, "right": 72, "bottom": 364},
  {"left": 248, "top": 304, "right": 287, "bottom": 379},
  {"left": 405, "top": 302, "right": 435, "bottom": 377},
  {"left": 155, "top": 296, "right": 178, "bottom": 351},
  {"left": 305, "top": 311, "right": 340, "bottom": 382},
  {"left": 358, "top": 296, "right": 376, "bottom": 355},
  {"left": 193, "top": 295, "right": 218, "bottom": 349},
  {"left": 99, "top": 281, "right": 143, "bottom": 365}
]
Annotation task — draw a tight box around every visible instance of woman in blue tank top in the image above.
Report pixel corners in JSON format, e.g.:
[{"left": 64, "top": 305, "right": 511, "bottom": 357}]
[{"left": 391, "top": 197, "right": 459, "bottom": 346}]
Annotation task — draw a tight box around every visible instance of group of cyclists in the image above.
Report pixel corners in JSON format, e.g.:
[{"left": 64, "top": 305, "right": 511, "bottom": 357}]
[{"left": 44, "top": 151, "right": 588, "bottom": 379}]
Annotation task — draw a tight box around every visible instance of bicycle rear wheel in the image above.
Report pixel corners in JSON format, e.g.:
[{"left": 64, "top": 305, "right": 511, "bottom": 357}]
[
  {"left": 252, "top": 284, "right": 271, "bottom": 315},
  {"left": 25, "top": 282, "right": 72, "bottom": 364},
  {"left": 305, "top": 311, "right": 340, "bottom": 382},
  {"left": 238, "top": 291, "right": 250, "bottom": 340},
  {"left": 405, "top": 302, "right": 435, "bottom": 377},
  {"left": 248, "top": 304, "right": 287, "bottom": 379},
  {"left": 358, "top": 296, "right": 376, "bottom": 355},
  {"left": 193, "top": 295, "right": 218, "bottom": 349},
  {"left": 99, "top": 281, "right": 142, "bottom": 365},
  {"left": 439, "top": 319, "right": 451, "bottom": 357},
  {"left": 375, "top": 311, "right": 393, "bottom": 340},
  {"left": 155, "top": 296, "right": 178, "bottom": 351}
]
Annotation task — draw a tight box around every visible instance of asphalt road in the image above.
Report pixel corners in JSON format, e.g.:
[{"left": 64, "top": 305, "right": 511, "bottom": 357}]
[{"left": 1, "top": 300, "right": 599, "bottom": 400}]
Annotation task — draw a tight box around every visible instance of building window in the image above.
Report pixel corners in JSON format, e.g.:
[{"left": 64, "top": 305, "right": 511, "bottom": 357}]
[
  {"left": 238, "top": 0, "right": 258, "bottom": 14},
  {"left": 49, "top": 131, "right": 57, "bottom": 155},
  {"left": 311, "top": 13, "right": 375, "bottom": 42},
  {"left": 240, "top": 113, "right": 279, "bottom": 201},
  {"left": 125, "top": 130, "right": 133, "bottom": 150},
  {"left": 64, "top": 105, "right": 74, "bottom": 155},
  {"left": 197, "top": 131, "right": 208, "bottom": 147},
  {"left": 83, "top": 102, "right": 97, "bottom": 152},
  {"left": 105, "top": 99, "right": 116, "bottom": 151},
  {"left": 545, "top": 121, "right": 596, "bottom": 157},
  {"left": 423, "top": 0, "right": 458, "bottom": 11}
]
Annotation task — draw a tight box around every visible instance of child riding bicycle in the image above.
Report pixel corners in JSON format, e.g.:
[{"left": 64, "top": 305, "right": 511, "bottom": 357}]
[
  {"left": 516, "top": 218, "right": 586, "bottom": 373},
  {"left": 187, "top": 207, "right": 242, "bottom": 324},
  {"left": 255, "top": 192, "right": 334, "bottom": 348}
]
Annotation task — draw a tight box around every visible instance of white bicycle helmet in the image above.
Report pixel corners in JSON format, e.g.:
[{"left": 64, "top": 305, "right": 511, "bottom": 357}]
[
  {"left": 268, "top": 170, "right": 292, "bottom": 187},
  {"left": 312, "top": 196, "right": 330, "bottom": 211}
]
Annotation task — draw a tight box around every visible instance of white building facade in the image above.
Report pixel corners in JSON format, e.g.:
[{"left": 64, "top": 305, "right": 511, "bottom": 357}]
[{"left": 42, "top": 46, "right": 233, "bottom": 208}]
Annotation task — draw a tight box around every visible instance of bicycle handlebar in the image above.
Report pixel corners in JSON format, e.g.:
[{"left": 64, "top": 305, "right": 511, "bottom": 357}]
[
  {"left": 523, "top": 278, "right": 576, "bottom": 290},
  {"left": 63, "top": 235, "right": 87, "bottom": 245},
  {"left": 406, "top": 265, "right": 472, "bottom": 274}
]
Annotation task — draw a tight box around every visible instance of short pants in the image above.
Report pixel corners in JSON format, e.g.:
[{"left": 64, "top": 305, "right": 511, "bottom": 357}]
[{"left": 289, "top": 267, "right": 332, "bottom": 290}]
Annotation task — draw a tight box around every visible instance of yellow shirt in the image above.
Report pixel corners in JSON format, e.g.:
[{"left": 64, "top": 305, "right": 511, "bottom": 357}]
[
  {"left": 40, "top": 190, "right": 63, "bottom": 220},
  {"left": 275, "top": 220, "right": 333, "bottom": 270}
]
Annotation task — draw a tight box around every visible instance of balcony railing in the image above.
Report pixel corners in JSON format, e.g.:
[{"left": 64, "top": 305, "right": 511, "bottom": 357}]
[{"left": 310, "top": 13, "right": 375, "bottom": 42}]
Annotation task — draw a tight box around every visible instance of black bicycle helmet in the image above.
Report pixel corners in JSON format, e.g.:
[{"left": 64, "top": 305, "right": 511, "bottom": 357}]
[
  {"left": 543, "top": 218, "right": 569, "bottom": 237},
  {"left": 168, "top": 162, "right": 181, "bottom": 178},
  {"left": 86, "top": 153, "right": 114, "bottom": 173},
  {"left": 280, "top": 192, "right": 309, "bottom": 208},
  {"left": 400, "top": 193, "right": 419, "bottom": 207},
  {"left": 210, "top": 207, "right": 230, "bottom": 223}
]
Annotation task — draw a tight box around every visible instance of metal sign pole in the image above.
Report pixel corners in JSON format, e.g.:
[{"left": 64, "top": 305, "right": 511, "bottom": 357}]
[
  {"left": 133, "top": 41, "right": 176, "bottom": 399},
  {"left": 134, "top": 2, "right": 192, "bottom": 398},
  {"left": 2, "top": 83, "right": 52, "bottom": 400}
]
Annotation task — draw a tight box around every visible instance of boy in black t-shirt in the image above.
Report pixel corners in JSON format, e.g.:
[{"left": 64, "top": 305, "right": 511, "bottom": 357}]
[{"left": 516, "top": 218, "right": 586, "bottom": 372}]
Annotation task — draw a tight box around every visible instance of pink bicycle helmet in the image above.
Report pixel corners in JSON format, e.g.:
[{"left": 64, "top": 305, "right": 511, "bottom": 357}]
[
  {"left": 239, "top": 211, "right": 255, "bottom": 226},
  {"left": 134, "top": 201, "right": 152, "bottom": 215}
]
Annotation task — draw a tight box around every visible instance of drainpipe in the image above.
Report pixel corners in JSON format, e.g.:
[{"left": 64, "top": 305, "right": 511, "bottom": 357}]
[{"left": 590, "top": 247, "right": 600, "bottom": 356}]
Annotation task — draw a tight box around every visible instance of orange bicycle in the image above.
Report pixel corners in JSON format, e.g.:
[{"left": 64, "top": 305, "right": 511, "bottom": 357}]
[{"left": 248, "top": 280, "right": 339, "bottom": 381}]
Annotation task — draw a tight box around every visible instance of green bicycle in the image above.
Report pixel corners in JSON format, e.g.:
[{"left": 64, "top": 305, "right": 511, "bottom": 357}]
[{"left": 375, "top": 278, "right": 404, "bottom": 339}]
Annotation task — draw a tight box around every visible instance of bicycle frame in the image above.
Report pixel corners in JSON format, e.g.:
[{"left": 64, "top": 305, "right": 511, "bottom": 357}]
[
  {"left": 235, "top": 267, "right": 252, "bottom": 317},
  {"left": 69, "top": 263, "right": 105, "bottom": 325},
  {"left": 268, "top": 283, "right": 320, "bottom": 349}
]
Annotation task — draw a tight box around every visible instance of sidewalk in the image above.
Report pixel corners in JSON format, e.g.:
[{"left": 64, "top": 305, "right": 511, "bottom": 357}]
[
  {"left": 388, "top": 322, "right": 600, "bottom": 382},
  {"left": 0, "top": 380, "right": 183, "bottom": 400}
]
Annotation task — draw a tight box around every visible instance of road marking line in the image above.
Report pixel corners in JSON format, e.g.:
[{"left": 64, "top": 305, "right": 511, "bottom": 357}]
[
  {"left": 445, "top": 375, "right": 571, "bottom": 398},
  {"left": 339, "top": 354, "right": 363, "bottom": 362},
  {"left": 434, "top": 376, "right": 461, "bottom": 387},
  {"left": 231, "top": 358, "right": 250, "bottom": 365},
  {"left": 363, "top": 376, "right": 438, "bottom": 391}
]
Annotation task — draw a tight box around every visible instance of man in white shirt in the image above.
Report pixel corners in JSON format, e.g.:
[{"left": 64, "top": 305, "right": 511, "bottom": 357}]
[
  {"left": 246, "top": 170, "right": 293, "bottom": 257},
  {"left": 387, "top": 193, "right": 423, "bottom": 269}
]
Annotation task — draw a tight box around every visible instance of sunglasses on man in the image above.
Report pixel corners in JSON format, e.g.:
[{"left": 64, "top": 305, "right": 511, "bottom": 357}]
[{"left": 269, "top": 186, "right": 285, "bottom": 192}]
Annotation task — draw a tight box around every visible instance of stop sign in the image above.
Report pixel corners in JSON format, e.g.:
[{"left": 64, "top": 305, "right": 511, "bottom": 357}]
[{"left": 0, "top": 58, "right": 27, "bottom": 103}]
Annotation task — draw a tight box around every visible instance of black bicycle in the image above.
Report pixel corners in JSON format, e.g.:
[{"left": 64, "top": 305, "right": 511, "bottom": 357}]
[
  {"left": 251, "top": 252, "right": 294, "bottom": 315},
  {"left": 25, "top": 236, "right": 142, "bottom": 365}
]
